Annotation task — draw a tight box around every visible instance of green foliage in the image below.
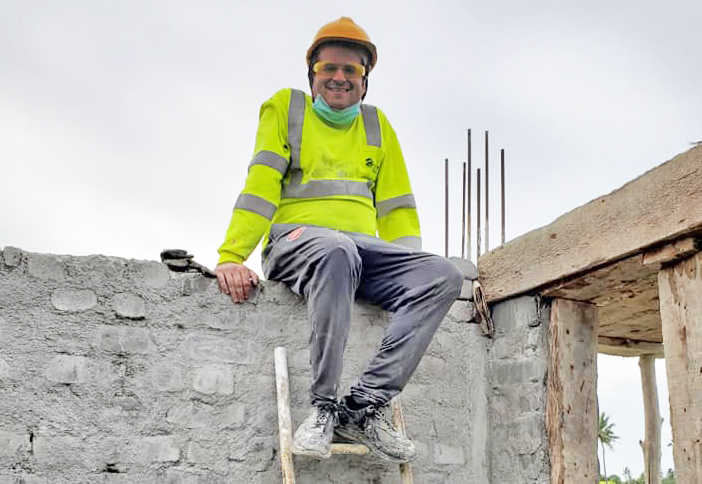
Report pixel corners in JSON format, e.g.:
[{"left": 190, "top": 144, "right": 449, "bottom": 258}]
[
  {"left": 662, "top": 468, "right": 676, "bottom": 484},
  {"left": 598, "top": 412, "right": 620, "bottom": 479}
]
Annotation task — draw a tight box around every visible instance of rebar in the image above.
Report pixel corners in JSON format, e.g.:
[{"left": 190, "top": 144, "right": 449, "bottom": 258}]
[
  {"left": 462, "top": 161, "right": 466, "bottom": 259},
  {"left": 485, "top": 131, "right": 489, "bottom": 253},
  {"left": 467, "top": 129, "right": 472, "bottom": 261},
  {"left": 501, "top": 148, "right": 506, "bottom": 246},
  {"left": 477, "top": 168, "right": 481, "bottom": 260},
  {"left": 444, "top": 158, "right": 449, "bottom": 258}
]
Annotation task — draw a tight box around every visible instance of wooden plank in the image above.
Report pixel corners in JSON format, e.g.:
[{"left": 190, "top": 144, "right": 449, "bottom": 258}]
[
  {"left": 544, "top": 253, "right": 663, "bottom": 343},
  {"left": 638, "top": 355, "right": 662, "bottom": 484},
  {"left": 479, "top": 145, "right": 702, "bottom": 302},
  {"left": 642, "top": 237, "right": 699, "bottom": 266},
  {"left": 546, "top": 299, "right": 599, "bottom": 484},
  {"left": 598, "top": 337, "right": 664, "bottom": 358},
  {"left": 658, "top": 252, "right": 702, "bottom": 483}
]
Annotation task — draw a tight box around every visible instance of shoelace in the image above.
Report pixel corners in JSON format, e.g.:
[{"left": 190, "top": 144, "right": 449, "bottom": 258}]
[{"left": 316, "top": 405, "right": 335, "bottom": 426}]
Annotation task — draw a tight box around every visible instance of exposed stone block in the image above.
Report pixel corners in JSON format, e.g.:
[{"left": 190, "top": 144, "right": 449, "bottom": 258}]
[
  {"left": 166, "top": 401, "right": 246, "bottom": 430},
  {"left": 51, "top": 288, "right": 97, "bottom": 312},
  {"left": 128, "top": 261, "right": 170, "bottom": 288},
  {"left": 181, "top": 275, "right": 213, "bottom": 296},
  {"left": 111, "top": 293, "right": 146, "bottom": 319},
  {"left": 449, "top": 257, "right": 479, "bottom": 280},
  {"left": 0, "top": 358, "right": 9, "bottom": 379},
  {"left": 186, "top": 334, "right": 252, "bottom": 364},
  {"left": 27, "top": 254, "right": 65, "bottom": 281},
  {"left": 98, "top": 326, "right": 156, "bottom": 354},
  {"left": 150, "top": 364, "right": 184, "bottom": 392},
  {"left": 33, "top": 436, "right": 94, "bottom": 470},
  {"left": 138, "top": 435, "right": 180, "bottom": 463},
  {"left": 448, "top": 300, "right": 476, "bottom": 322},
  {"left": 0, "top": 430, "right": 30, "bottom": 459},
  {"left": 0, "top": 475, "right": 48, "bottom": 484},
  {"left": 45, "top": 355, "right": 88, "bottom": 384},
  {"left": 204, "top": 309, "right": 242, "bottom": 330},
  {"left": 433, "top": 443, "right": 465, "bottom": 465},
  {"left": 2, "top": 247, "right": 23, "bottom": 267},
  {"left": 186, "top": 441, "right": 216, "bottom": 466},
  {"left": 192, "top": 364, "right": 234, "bottom": 395}
]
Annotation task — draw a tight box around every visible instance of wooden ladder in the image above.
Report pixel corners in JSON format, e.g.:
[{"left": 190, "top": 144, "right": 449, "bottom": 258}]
[{"left": 274, "top": 347, "right": 414, "bottom": 484}]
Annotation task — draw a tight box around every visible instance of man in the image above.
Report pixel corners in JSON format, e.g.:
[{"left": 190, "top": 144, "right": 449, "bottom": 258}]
[{"left": 215, "top": 17, "right": 463, "bottom": 464}]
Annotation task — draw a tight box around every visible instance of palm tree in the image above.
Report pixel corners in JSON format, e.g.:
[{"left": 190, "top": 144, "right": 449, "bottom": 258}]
[{"left": 598, "top": 412, "right": 619, "bottom": 480}]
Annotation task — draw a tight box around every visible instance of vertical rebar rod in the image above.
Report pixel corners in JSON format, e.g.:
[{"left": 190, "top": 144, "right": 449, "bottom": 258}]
[
  {"left": 501, "top": 148, "right": 506, "bottom": 246},
  {"left": 444, "top": 158, "right": 449, "bottom": 258},
  {"left": 467, "top": 129, "right": 472, "bottom": 261},
  {"left": 484, "top": 130, "right": 489, "bottom": 253},
  {"left": 461, "top": 161, "right": 466, "bottom": 259},
  {"left": 477, "top": 168, "right": 481, "bottom": 260}
]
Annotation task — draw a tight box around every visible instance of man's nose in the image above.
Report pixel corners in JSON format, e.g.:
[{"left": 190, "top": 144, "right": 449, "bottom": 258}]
[{"left": 332, "top": 67, "right": 346, "bottom": 81}]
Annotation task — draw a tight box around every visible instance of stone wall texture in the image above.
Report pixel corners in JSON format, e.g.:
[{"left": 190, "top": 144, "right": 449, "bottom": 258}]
[{"left": 0, "top": 247, "right": 551, "bottom": 483}]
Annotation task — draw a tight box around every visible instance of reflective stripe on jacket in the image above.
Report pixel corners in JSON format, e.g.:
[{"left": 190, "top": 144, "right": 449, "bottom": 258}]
[{"left": 218, "top": 88, "right": 421, "bottom": 265}]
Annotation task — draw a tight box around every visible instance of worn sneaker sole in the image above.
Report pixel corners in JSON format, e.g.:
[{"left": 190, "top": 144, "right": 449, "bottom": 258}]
[
  {"left": 289, "top": 442, "right": 331, "bottom": 459},
  {"left": 334, "top": 428, "right": 416, "bottom": 464}
]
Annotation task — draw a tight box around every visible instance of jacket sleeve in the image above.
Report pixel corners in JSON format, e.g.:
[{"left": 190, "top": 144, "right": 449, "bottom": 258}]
[
  {"left": 217, "top": 90, "right": 291, "bottom": 264},
  {"left": 374, "top": 113, "right": 422, "bottom": 250}
]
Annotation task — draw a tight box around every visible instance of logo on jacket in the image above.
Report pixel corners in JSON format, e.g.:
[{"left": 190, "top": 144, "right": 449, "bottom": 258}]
[
  {"left": 365, "top": 158, "right": 379, "bottom": 174},
  {"left": 286, "top": 227, "right": 306, "bottom": 242}
]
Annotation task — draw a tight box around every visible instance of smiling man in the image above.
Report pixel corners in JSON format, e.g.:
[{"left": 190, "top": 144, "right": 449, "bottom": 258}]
[{"left": 215, "top": 17, "right": 462, "bottom": 463}]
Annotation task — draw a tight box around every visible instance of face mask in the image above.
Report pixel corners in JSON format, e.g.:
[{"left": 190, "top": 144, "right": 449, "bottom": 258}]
[{"left": 312, "top": 95, "right": 361, "bottom": 127}]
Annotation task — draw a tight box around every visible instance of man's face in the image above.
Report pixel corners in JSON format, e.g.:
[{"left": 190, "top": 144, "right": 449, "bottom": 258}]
[{"left": 311, "top": 45, "right": 367, "bottom": 110}]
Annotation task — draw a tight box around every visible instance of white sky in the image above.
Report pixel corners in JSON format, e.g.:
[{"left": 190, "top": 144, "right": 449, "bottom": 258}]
[{"left": 2, "top": 0, "right": 700, "bottom": 478}]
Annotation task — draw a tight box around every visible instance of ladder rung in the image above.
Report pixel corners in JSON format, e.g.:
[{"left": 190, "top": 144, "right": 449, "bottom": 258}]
[
  {"left": 330, "top": 443, "right": 370, "bottom": 455},
  {"left": 289, "top": 443, "right": 370, "bottom": 456}
]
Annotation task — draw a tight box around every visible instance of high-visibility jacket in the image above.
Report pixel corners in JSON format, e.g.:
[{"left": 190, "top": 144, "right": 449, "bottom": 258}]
[{"left": 218, "top": 88, "right": 421, "bottom": 265}]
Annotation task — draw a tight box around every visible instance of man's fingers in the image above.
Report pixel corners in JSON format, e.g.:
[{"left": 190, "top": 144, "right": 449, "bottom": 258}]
[
  {"left": 216, "top": 272, "right": 230, "bottom": 295},
  {"left": 233, "top": 270, "right": 247, "bottom": 303},
  {"left": 215, "top": 264, "right": 258, "bottom": 304}
]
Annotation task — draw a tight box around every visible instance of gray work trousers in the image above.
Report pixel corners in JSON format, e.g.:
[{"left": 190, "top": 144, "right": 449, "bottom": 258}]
[{"left": 262, "top": 224, "right": 463, "bottom": 408}]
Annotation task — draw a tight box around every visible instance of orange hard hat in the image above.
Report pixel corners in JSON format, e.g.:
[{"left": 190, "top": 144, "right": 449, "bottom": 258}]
[{"left": 306, "top": 17, "right": 377, "bottom": 72}]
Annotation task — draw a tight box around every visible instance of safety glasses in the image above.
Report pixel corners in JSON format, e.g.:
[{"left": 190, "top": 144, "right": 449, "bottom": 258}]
[{"left": 312, "top": 61, "right": 366, "bottom": 79}]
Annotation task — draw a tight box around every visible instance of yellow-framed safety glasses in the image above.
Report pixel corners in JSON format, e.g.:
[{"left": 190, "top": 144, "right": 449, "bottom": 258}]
[{"left": 312, "top": 61, "right": 366, "bottom": 79}]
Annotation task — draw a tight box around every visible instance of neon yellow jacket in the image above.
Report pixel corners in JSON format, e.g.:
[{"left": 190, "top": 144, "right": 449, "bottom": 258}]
[{"left": 218, "top": 88, "right": 421, "bottom": 265}]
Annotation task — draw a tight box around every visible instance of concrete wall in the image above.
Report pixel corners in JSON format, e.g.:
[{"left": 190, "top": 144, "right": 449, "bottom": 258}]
[{"left": 0, "top": 247, "right": 496, "bottom": 483}]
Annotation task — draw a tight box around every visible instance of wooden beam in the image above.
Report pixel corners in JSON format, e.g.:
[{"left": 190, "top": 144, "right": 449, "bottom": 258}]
[
  {"left": 598, "top": 336, "right": 664, "bottom": 358},
  {"left": 658, "top": 252, "right": 702, "bottom": 483},
  {"left": 479, "top": 146, "right": 702, "bottom": 302},
  {"left": 546, "top": 299, "right": 599, "bottom": 484},
  {"left": 642, "top": 237, "right": 700, "bottom": 266},
  {"left": 638, "top": 355, "right": 662, "bottom": 484}
]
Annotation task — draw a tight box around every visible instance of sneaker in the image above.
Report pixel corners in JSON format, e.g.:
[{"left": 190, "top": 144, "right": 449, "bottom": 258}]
[
  {"left": 290, "top": 404, "right": 336, "bottom": 459},
  {"left": 335, "top": 398, "right": 417, "bottom": 464}
]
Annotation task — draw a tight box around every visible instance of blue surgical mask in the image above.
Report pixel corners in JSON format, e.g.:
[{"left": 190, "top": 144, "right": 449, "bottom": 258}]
[{"left": 312, "top": 95, "right": 361, "bottom": 127}]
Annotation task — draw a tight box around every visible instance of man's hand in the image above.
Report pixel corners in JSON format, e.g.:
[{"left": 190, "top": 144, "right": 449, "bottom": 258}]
[{"left": 215, "top": 262, "right": 259, "bottom": 303}]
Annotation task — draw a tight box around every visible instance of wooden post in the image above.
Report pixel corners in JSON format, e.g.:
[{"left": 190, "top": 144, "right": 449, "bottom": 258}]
[
  {"left": 658, "top": 252, "right": 702, "bottom": 483},
  {"left": 274, "top": 347, "right": 296, "bottom": 484},
  {"left": 638, "top": 355, "right": 662, "bottom": 484},
  {"left": 390, "top": 397, "right": 414, "bottom": 484},
  {"left": 546, "top": 299, "right": 599, "bottom": 484}
]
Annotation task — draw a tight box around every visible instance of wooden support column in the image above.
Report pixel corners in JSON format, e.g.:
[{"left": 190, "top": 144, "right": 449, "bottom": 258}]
[
  {"left": 658, "top": 252, "right": 702, "bottom": 482},
  {"left": 546, "top": 299, "right": 599, "bottom": 484},
  {"left": 638, "top": 355, "right": 661, "bottom": 484}
]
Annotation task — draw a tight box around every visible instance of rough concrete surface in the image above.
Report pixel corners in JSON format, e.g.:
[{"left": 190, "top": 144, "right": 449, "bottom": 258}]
[
  {"left": 488, "top": 296, "right": 551, "bottom": 484},
  {"left": 0, "top": 247, "right": 513, "bottom": 483}
]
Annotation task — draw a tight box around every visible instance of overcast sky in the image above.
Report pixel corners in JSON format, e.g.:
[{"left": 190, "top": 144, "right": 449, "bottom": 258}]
[{"left": 2, "top": 0, "right": 700, "bottom": 477}]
